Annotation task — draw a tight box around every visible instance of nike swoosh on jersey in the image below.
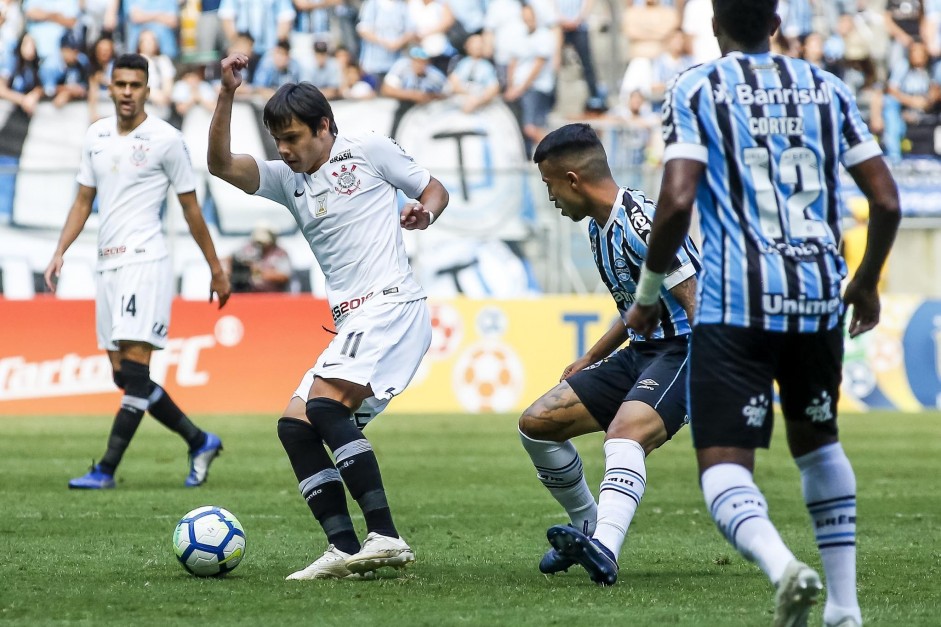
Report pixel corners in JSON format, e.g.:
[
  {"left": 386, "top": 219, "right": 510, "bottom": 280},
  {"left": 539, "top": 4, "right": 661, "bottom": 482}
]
[{"left": 294, "top": 189, "right": 304, "bottom": 197}]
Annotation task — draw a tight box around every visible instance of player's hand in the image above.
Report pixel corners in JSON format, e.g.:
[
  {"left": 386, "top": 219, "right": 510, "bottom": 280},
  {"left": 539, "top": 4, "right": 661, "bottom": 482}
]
[
  {"left": 43, "top": 255, "right": 64, "bottom": 293},
  {"left": 400, "top": 202, "right": 435, "bottom": 230},
  {"left": 623, "top": 302, "right": 660, "bottom": 339},
  {"left": 220, "top": 54, "right": 249, "bottom": 93},
  {"left": 210, "top": 270, "right": 232, "bottom": 309},
  {"left": 560, "top": 356, "right": 593, "bottom": 382},
  {"left": 843, "top": 277, "right": 880, "bottom": 338}
]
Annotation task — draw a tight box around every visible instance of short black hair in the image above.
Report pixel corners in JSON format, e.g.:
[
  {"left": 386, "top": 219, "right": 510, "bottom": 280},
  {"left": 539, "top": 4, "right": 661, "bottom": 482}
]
[
  {"left": 263, "top": 82, "right": 338, "bottom": 136},
  {"left": 713, "top": 0, "right": 779, "bottom": 48},
  {"left": 113, "top": 53, "right": 149, "bottom": 82},
  {"left": 533, "top": 123, "right": 611, "bottom": 182},
  {"left": 533, "top": 123, "right": 603, "bottom": 165}
]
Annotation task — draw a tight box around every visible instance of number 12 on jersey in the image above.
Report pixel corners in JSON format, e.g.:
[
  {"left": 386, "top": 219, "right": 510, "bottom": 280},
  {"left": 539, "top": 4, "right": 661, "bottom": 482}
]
[{"left": 743, "top": 146, "right": 830, "bottom": 242}]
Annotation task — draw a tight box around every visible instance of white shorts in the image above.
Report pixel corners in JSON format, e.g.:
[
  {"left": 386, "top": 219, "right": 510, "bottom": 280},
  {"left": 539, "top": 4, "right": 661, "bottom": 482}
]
[
  {"left": 96, "top": 258, "right": 173, "bottom": 351},
  {"left": 292, "top": 298, "right": 431, "bottom": 427}
]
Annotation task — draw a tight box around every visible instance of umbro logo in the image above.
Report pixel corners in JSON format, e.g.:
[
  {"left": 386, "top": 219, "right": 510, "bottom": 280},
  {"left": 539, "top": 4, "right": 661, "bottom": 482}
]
[
  {"left": 637, "top": 378, "right": 659, "bottom": 391},
  {"left": 294, "top": 189, "right": 304, "bottom": 197},
  {"left": 638, "top": 379, "right": 658, "bottom": 387}
]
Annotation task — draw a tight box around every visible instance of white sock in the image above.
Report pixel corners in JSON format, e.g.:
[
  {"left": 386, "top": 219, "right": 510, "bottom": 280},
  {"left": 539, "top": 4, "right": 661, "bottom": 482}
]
[
  {"left": 519, "top": 429, "right": 597, "bottom": 535},
  {"left": 795, "top": 443, "right": 861, "bottom": 626},
  {"left": 701, "top": 463, "right": 796, "bottom": 585},
  {"left": 593, "top": 438, "right": 646, "bottom": 558}
]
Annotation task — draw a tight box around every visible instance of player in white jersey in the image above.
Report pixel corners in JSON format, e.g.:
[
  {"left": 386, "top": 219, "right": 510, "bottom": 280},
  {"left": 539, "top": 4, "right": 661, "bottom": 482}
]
[
  {"left": 208, "top": 53, "right": 449, "bottom": 580},
  {"left": 44, "top": 54, "right": 232, "bottom": 491}
]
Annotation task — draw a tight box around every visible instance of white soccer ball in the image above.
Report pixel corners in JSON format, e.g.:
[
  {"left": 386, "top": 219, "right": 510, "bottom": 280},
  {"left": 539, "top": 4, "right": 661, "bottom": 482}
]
[{"left": 172, "top": 506, "right": 246, "bottom": 577}]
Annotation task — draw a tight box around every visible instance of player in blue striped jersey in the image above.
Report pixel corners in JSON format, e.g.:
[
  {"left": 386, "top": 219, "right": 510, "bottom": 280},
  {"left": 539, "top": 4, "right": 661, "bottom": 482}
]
[
  {"left": 625, "top": 2, "right": 901, "bottom": 625},
  {"left": 518, "top": 123, "right": 699, "bottom": 586}
]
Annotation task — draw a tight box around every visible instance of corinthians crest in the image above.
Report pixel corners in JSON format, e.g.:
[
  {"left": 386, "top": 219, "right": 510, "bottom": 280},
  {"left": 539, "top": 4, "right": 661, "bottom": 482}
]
[
  {"left": 130, "top": 143, "right": 149, "bottom": 167},
  {"left": 332, "top": 164, "right": 360, "bottom": 196}
]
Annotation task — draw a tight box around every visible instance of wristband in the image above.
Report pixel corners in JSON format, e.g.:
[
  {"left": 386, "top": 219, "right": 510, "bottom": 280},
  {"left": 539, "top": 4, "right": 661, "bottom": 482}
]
[{"left": 635, "top": 268, "right": 665, "bottom": 306}]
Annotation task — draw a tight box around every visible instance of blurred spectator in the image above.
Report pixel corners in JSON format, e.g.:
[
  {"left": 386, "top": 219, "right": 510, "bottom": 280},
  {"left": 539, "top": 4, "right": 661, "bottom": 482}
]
[
  {"left": 482, "top": 0, "right": 524, "bottom": 86},
  {"left": 409, "top": 0, "right": 455, "bottom": 74},
  {"left": 124, "top": 0, "right": 179, "bottom": 59},
  {"left": 293, "top": 0, "right": 340, "bottom": 44},
  {"left": 171, "top": 62, "right": 216, "bottom": 118},
  {"left": 79, "top": 0, "right": 120, "bottom": 47},
  {"left": 356, "top": 0, "right": 414, "bottom": 85},
  {"left": 447, "top": 32, "right": 498, "bottom": 112},
  {"left": 196, "top": 0, "right": 226, "bottom": 55},
  {"left": 681, "top": 0, "right": 719, "bottom": 63},
  {"left": 0, "top": 31, "right": 42, "bottom": 115},
  {"left": 607, "top": 88, "right": 660, "bottom": 168},
  {"left": 648, "top": 27, "right": 692, "bottom": 111},
  {"left": 49, "top": 29, "right": 89, "bottom": 106},
  {"left": 884, "top": 0, "right": 925, "bottom": 70},
  {"left": 303, "top": 39, "right": 341, "bottom": 98},
  {"left": 219, "top": 0, "right": 295, "bottom": 57},
  {"left": 504, "top": 3, "right": 554, "bottom": 155},
  {"left": 443, "top": 0, "right": 485, "bottom": 52},
  {"left": 137, "top": 28, "right": 175, "bottom": 112},
  {"left": 558, "top": 0, "right": 604, "bottom": 112},
  {"left": 86, "top": 33, "right": 114, "bottom": 119},
  {"left": 1, "top": 0, "right": 25, "bottom": 70},
  {"left": 340, "top": 59, "right": 376, "bottom": 98},
  {"left": 622, "top": 0, "right": 677, "bottom": 61},
  {"left": 225, "top": 222, "right": 293, "bottom": 293},
  {"left": 380, "top": 44, "right": 445, "bottom": 104},
  {"left": 883, "top": 39, "right": 939, "bottom": 162},
  {"left": 23, "top": 0, "right": 79, "bottom": 61},
  {"left": 333, "top": 0, "right": 360, "bottom": 59},
  {"left": 252, "top": 37, "right": 301, "bottom": 97},
  {"left": 778, "top": 0, "right": 812, "bottom": 52}
]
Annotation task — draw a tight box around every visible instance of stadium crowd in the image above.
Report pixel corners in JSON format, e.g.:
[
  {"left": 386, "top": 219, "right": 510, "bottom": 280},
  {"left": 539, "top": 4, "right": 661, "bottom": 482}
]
[{"left": 4, "top": 0, "right": 941, "bottom": 163}]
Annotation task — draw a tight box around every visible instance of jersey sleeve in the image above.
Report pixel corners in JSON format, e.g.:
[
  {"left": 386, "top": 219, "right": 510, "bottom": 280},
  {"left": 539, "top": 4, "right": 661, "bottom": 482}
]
[
  {"left": 662, "top": 237, "right": 698, "bottom": 291},
  {"left": 252, "top": 156, "right": 292, "bottom": 207},
  {"left": 75, "top": 126, "right": 96, "bottom": 189},
  {"left": 362, "top": 134, "right": 431, "bottom": 199},
  {"left": 624, "top": 193, "right": 695, "bottom": 290},
  {"left": 661, "top": 72, "right": 709, "bottom": 164},
  {"left": 828, "top": 74, "right": 883, "bottom": 168},
  {"left": 163, "top": 132, "right": 198, "bottom": 194}
]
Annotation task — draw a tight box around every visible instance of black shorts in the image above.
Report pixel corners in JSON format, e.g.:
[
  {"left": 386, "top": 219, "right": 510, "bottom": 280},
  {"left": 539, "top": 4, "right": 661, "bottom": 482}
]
[
  {"left": 566, "top": 336, "right": 690, "bottom": 438},
  {"left": 688, "top": 323, "right": 842, "bottom": 450}
]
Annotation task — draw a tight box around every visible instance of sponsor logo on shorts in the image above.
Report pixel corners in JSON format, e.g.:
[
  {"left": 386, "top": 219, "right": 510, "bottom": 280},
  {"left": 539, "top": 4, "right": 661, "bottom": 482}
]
[
  {"left": 638, "top": 378, "right": 659, "bottom": 390},
  {"left": 98, "top": 245, "right": 126, "bottom": 258},
  {"left": 331, "top": 291, "right": 374, "bottom": 324},
  {"left": 805, "top": 391, "right": 834, "bottom": 422},
  {"left": 743, "top": 394, "right": 770, "bottom": 428}
]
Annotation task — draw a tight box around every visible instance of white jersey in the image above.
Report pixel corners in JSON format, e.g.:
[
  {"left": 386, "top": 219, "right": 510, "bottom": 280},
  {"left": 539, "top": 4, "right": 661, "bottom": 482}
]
[
  {"left": 77, "top": 115, "right": 197, "bottom": 271},
  {"left": 254, "top": 132, "right": 431, "bottom": 326}
]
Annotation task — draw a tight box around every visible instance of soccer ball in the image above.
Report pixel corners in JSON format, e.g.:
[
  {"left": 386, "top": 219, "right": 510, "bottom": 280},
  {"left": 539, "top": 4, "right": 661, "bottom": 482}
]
[{"left": 172, "top": 506, "right": 246, "bottom": 577}]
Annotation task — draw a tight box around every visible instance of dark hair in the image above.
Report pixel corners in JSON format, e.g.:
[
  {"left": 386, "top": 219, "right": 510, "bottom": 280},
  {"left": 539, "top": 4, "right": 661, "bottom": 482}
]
[
  {"left": 236, "top": 31, "right": 255, "bottom": 43},
  {"left": 11, "top": 33, "right": 40, "bottom": 92},
  {"left": 275, "top": 38, "right": 291, "bottom": 52},
  {"left": 113, "top": 53, "right": 149, "bottom": 82},
  {"left": 713, "top": 0, "right": 779, "bottom": 48},
  {"left": 263, "top": 82, "right": 338, "bottom": 136},
  {"left": 533, "top": 123, "right": 603, "bottom": 164}
]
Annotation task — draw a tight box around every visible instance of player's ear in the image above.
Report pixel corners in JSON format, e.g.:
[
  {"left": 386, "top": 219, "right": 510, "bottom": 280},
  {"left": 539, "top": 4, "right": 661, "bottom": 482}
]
[
  {"left": 769, "top": 13, "right": 781, "bottom": 38},
  {"left": 566, "top": 170, "right": 579, "bottom": 189}
]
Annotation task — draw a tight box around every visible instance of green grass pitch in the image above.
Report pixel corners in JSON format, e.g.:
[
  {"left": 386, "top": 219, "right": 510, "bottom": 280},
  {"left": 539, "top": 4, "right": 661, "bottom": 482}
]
[{"left": 1, "top": 411, "right": 939, "bottom": 625}]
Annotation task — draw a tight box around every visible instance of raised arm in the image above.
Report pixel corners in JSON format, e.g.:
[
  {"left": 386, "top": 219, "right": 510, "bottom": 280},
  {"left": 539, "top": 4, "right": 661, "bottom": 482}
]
[
  {"left": 44, "top": 184, "right": 97, "bottom": 292},
  {"left": 178, "top": 191, "right": 232, "bottom": 308},
  {"left": 207, "top": 53, "right": 261, "bottom": 194}
]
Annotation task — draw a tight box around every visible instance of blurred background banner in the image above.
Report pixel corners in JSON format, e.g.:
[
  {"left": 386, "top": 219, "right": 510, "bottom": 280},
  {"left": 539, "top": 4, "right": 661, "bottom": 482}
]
[{"left": 2, "top": 294, "right": 939, "bottom": 416}]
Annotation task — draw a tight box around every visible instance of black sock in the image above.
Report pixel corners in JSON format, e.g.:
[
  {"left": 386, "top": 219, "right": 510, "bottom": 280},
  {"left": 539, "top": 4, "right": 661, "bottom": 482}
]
[
  {"left": 306, "top": 398, "right": 398, "bottom": 538},
  {"left": 99, "top": 360, "right": 151, "bottom": 475},
  {"left": 277, "top": 417, "right": 360, "bottom": 554},
  {"left": 148, "top": 383, "right": 206, "bottom": 450}
]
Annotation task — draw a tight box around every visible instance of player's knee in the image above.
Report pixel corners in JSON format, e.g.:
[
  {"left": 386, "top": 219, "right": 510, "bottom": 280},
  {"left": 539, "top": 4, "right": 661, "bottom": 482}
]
[
  {"left": 112, "top": 371, "right": 125, "bottom": 390},
  {"left": 277, "top": 416, "right": 314, "bottom": 446},
  {"left": 118, "top": 359, "right": 150, "bottom": 398},
  {"left": 518, "top": 402, "right": 555, "bottom": 441},
  {"left": 305, "top": 397, "right": 358, "bottom": 444}
]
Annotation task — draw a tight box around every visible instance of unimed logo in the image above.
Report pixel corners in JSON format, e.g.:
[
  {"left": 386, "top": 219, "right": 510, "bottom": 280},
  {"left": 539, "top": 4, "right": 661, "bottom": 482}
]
[{"left": 0, "top": 333, "right": 230, "bottom": 401}]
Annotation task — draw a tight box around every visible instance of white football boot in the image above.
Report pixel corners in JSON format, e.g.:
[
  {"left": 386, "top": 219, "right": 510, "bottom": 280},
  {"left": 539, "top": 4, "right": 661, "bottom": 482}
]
[
  {"left": 345, "top": 532, "right": 415, "bottom": 574},
  {"left": 286, "top": 545, "right": 373, "bottom": 580},
  {"left": 773, "top": 560, "right": 823, "bottom": 627}
]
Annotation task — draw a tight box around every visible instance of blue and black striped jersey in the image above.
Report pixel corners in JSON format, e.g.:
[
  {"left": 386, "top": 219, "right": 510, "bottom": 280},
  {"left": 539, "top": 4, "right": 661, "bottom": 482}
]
[
  {"left": 662, "top": 51, "right": 882, "bottom": 332},
  {"left": 589, "top": 188, "right": 701, "bottom": 341}
]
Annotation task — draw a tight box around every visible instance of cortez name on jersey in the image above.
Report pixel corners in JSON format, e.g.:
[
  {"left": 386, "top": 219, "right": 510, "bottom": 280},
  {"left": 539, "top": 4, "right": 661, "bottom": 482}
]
[
  {"left": 78, "top": 116, "right": 197, "bottom": 270},
  {"left": 253, "top": 132, "right": 431, "bottom": 326}
]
